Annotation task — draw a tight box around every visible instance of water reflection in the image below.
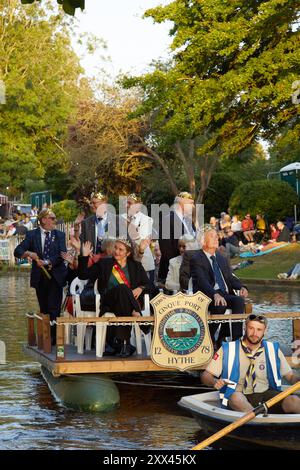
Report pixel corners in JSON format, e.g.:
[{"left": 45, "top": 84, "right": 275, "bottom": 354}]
[{"left": 0, "top": 273, "right": 299, "bottom": 450}]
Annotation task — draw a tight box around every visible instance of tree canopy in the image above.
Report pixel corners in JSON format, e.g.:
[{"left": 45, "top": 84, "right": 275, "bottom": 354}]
[
  {"left": 229, "top": 179, "right": 298, "bottom": 221},
  {"left": 66, "top": 85, "right": 153, "bottom": 199},
  {"left": 123, "top": 0, "right": 299, "bottom": 201},
  {"left": 0, "top": 0, "right": 84, "bottom": 197},
  {"left": 21, "top": 0, "right": 84, "bottom": 16}
]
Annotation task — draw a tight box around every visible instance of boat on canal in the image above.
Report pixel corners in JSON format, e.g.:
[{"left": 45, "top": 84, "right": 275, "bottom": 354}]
[
  {"left": 23, "top": 290, "right": 300, "bottom": 415},
  {"left": 178, "top": 389, "right": 300, "bottom": 450}
]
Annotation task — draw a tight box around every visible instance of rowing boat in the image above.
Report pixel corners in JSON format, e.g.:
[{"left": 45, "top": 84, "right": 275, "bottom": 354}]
[{"left": 179, "top": 389, "right": 300, "bottom": 450}]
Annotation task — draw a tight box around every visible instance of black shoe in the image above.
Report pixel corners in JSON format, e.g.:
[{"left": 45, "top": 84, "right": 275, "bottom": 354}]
[
  {"left": 116, "top": 341, "right": 136, "bottom": 358},
  {"left": 102, "top": 343, "right": 117, "bottom": 356}
]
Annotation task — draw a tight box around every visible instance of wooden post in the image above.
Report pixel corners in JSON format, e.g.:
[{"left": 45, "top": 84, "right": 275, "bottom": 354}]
[
  {"left": 27, "top": 316, "right": 36, "bottom": 346},
  {"left": 245, "top": 303, "right": 253, "bottom": 314},
  {"left": 56, "top": 323, "right": 65, "bottom": 361},
  {"left": 42, "top": 314, "right": 52, "bottom": 354},
  {"left": 293, "top": 319, "right": 300, "bottom": 345},
  {"left": 37, "top": 315, "right": 43, "bottom": 350}
]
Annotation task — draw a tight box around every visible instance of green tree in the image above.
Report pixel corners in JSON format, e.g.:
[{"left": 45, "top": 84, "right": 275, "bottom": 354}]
[
  {"left": 0, "top": 0, "right": 84, "bottom": 197},
  {"left": 21, "top": 0, "right": 84, "bottom": 16},
  {"left": 229, "top": 179, "right": 298, "bottom": 222},
  {"left": 66, "top": 85, "right": 153, "bottom": 199},
  {"left": 123, "top": 0, "right": 299, "bottom": 201},
  {"left": 52, "top": 199, "right": 79, "bottom": 221}
]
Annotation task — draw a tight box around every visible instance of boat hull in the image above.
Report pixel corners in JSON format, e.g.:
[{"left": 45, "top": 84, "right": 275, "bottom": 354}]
[
  {"left": 41, "top": 366, "right": 120, "bottom": 412},
  {"left": 189, "top": 410, "right": 300, "bottom": 450},
  {"left": 179, "top": 391, "right": 300, "bottom": 450}
]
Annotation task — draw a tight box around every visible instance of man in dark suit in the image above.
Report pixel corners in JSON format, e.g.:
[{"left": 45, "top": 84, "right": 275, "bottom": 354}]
[
  {"left": 14, "top": 209, "right": 67, "bottom": 343},
  {"left": 190, "top": 228, "right": 248, "bottom": 347},
  {"left": 79, "top": 192, "right": 120, "bottom": 254},
  {"left": 158, "top": 191, "right": 195, "bottom": 282}
]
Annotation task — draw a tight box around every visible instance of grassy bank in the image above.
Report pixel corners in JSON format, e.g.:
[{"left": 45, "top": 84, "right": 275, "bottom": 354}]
[{"left": 233, "top": 243, "right": 300, "bottom": 281}]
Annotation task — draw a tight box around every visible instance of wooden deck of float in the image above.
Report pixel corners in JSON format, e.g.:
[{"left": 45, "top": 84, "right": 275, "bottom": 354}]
[
  {"left": 24, "top": 344, "right": 171, "bottom": 376},
  {"left": 24, "top": 344, "right": 299, "bottom": 377},
  {"left": 25, "top": 311, "right": 300, "bottom": 376}
]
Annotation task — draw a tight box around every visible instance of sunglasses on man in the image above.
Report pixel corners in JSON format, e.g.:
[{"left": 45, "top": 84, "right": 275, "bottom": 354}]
[{"left": 246, "top": 314, "right": 267, "bottom": 325}]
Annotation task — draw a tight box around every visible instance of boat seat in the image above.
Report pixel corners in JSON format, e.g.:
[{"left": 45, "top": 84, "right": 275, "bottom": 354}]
[
  {"left": 70, "top": 277, "right": 101, "bottom": 354},
  {"left": 131, "top": 294, "right": 152, "bottom": 356},
  {"left": 61, "top": 286, "right": 73, "bottom": 345},
  {"left": 95, "top": 312, "right": 116, "bottom": 358}
]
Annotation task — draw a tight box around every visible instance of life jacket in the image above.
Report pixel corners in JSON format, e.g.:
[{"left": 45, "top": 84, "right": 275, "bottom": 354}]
[{"left": 219, "top": 339, "right": 282, "bottom": 408}]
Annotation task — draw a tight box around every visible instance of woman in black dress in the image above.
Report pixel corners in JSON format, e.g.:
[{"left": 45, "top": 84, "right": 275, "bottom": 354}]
[{"left": 78, "top": 238, "right": 151, "bottom": 356}]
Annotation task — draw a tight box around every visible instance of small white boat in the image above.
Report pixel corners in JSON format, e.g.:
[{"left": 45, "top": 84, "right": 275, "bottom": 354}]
[{"left": 179, "top": 390, "right": 300, "bottom": 450}]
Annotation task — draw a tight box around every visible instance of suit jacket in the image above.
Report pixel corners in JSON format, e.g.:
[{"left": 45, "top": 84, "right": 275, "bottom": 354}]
[
  {"left": 14, "top": 228, "right": 67, "bottom": 288},
  {"left": 190, "top": 249, "right": 243, "bottom": 299},
  {"left": 158, "top": 211, "right": 187, "bottom": 281},
  {"left": 78, "top": 256, "right": 151, "bottom": 297},
  {"left": 179, "top": 249, "right": 199, "bottom": 291},
  {"left": 81, "top": 213, "right": 122, "bottom": 253}
]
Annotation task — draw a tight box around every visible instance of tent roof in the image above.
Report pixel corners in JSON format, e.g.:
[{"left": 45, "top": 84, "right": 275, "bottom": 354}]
[{"left": 280, "top": 162, "right": 300, "bottom": 172}]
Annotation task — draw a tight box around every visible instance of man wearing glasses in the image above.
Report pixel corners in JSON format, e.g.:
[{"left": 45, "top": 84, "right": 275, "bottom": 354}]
[
  {"left": 201, "top": 314, "right": 300, "bottom": 413},
  {"left": 14, "top": 209, "right": 67, "bottom": 344}
]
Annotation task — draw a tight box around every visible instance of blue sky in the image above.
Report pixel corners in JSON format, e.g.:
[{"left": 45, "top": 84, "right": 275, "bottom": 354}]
[{"left": 72, "top": 0, "right": 173, "bottom": 79}]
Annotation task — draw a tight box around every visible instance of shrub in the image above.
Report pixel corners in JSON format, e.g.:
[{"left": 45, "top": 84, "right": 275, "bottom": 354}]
[
  {"left": 52, "top": 199, "right": 79, "bottom": 222},
  {"left": 203, "top": 173, "right": 238, "bottom": 221},
  {"left": 229, "top": 179, "right": 298, "bottom": 222}
]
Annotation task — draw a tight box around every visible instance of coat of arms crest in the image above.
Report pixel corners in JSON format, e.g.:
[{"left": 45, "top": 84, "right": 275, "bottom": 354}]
[{"left": 150, "top": 291, "right": 213, "bottom": 371}]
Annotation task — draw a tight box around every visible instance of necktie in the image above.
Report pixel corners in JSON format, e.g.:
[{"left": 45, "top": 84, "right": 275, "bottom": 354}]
[
  {"left": 241, "top": 341, "right": 264, "bottom": 392},
  {"left": 43, "top": 231, "right": 51, "bottom": 260},
  {"left": 211, "top": 255, "right": 227, "bottom": 294},
  {"left": 97, "top": 217, "right": 105, "bottom": 238}
]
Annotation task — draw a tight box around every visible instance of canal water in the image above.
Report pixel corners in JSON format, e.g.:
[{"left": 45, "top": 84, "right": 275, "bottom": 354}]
[{"left": 0, "top": 273, "right": 298, "bottom": 450}]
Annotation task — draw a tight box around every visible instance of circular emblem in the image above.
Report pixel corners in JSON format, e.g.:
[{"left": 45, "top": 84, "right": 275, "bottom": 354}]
[
  {"left": 158, "top": 308, "right": 205, "bottom": 355},
  {"left": 259, "top": 363, "right": 265, "bottom": 371}
]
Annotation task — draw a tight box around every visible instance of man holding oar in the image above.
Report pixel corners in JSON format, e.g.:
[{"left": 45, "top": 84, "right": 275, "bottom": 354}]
[{"left": 201, "top": 314, "right": 300, "bottom": 413}]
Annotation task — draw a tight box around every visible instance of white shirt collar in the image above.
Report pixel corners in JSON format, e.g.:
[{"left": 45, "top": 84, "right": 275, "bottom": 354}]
[{"left": 40, "top": 227, "right": 51, "bottom": 235}]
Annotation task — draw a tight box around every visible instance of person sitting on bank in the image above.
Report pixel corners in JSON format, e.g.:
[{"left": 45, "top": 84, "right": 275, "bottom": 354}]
[
  {"left": 190, "top": 228, "right": 248, "bottom": 348},
  {"left": 255, "top": 214, "right": 267, "bottom": 242},
  {"left": 222, "top": 228, "right": 240, "bottom": 259},
  {"left": 276, "top": 221, "right": 291, "bottom": 242},
  {"left": 78, "top": 238, "right": 151, "bottom": 357},
  {"left": 241, "top": 213, "right": 256, "bottom": 243},
  {"left": 201, "top": 314, "right": 300, "bottom": 413},
  {"left": 277, "top": 263, "right": 300, "bottom": 280}
]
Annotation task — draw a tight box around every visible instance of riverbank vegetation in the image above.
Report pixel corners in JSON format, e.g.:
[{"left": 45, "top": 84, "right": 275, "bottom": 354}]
[{"left": 1, "top": 0, "right": 299, "bottom": 222}]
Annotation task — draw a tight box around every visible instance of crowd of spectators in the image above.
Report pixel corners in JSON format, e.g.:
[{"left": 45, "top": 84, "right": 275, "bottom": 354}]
[
  {"left": 207, "top": 212, "right": 299, "bottom": 260},
  {"left": 0, "top": 206, "right": 40, "bottom": 239}
]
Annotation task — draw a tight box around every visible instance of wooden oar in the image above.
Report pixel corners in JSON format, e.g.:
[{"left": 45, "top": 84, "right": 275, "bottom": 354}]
[{"left": 192, "top": 381, "right": 300, "bottom": 450}]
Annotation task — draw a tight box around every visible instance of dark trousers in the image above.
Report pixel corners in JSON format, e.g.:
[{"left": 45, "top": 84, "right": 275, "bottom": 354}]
[
  {"left": 35, "top": 276, "right": 63, "bottom": 345},
  {"left": 209, "top": 294, "right": 245, "bottom": 344},
  {"left": 35, "top": 276, "right": 63, "bottom": 320},
  {"left": 103, "top": 284, "right": 141, "bottom": 343}
]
